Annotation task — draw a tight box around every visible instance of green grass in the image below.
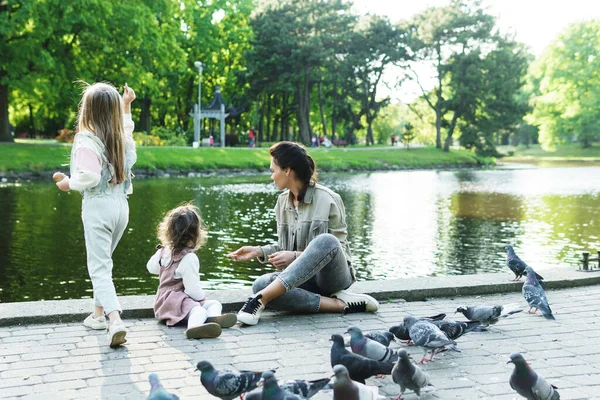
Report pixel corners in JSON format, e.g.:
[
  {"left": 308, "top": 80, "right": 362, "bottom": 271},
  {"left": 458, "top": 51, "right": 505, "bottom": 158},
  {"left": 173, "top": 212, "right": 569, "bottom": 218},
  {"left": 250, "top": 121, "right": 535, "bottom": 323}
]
[
  {"left": 0, "top": 142, "right": 493, "bottom": 173},
  {"left": 498, "top": 143, "right": 600, "bottom": 161}
]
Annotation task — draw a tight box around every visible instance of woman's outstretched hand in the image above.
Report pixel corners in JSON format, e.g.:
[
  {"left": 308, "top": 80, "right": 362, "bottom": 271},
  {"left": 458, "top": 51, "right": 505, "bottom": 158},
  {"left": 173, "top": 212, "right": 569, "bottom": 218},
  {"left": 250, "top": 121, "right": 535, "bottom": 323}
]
[
  {"left": 227, "top": 246, "right": 261, "bottom": 261},
  {"left": 268, "top": 251, "right": 296, "bottom": 271}
]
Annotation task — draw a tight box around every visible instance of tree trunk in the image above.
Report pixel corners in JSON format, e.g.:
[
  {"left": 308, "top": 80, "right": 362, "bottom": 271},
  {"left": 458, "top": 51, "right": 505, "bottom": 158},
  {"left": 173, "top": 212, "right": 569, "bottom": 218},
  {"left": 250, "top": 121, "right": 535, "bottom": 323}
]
[
  {"left": 331, "top": 80, "right": 337, "bottom": 141},
  {"left": 28, "top": 103, "right": 35, "bottom": 137},
  {"left": 317, "top": 80, "right": 328, "bottom": 137},
  {"left": 281, "top": 92, "right": 289, "bottom": 141},
  {"left": 296, "top": 73, "right": 312, "bottom": 145},
  {"left": 258, "top": 94, "right": 265, "bottom": 144},
  {"left": 443, "top": 112, "right": 460, "bottom": 152},
  {"left": 0, "top": 82, "right": 13, "bottom": 142},
  {"left": 139, "top": 95, "right": 152, "bottom": 134},
  {"left": 266, "top": 95, "right": 272, "bottom": 141},
  {"left": 366, "top": 114, "right": 375, "bottom": 146},
  {"left": 435, "top": 48, "right": 443, "bottom": 149}
]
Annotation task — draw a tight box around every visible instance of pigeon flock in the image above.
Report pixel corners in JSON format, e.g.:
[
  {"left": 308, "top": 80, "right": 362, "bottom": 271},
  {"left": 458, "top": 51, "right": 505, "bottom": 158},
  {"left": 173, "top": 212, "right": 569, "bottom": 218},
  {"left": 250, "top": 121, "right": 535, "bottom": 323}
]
[{"left": 146, "top": 245, "right": 560, "bottom": 400}]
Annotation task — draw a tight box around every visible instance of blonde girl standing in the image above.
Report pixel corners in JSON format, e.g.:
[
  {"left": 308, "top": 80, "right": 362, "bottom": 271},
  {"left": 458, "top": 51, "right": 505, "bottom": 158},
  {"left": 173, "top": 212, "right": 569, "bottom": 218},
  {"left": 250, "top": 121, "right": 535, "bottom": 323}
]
[
  {"left": 147, "top": 204, "right": 237, "bottom": 338},
  {"left": 54, "top": 82, "right": 136, "bottom": 348}
]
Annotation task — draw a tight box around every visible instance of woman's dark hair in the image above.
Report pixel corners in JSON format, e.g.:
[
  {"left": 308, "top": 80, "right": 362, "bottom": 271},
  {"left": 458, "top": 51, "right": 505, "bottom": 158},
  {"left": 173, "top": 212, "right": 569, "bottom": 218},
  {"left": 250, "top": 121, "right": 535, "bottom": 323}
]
[{"left": 269, "top": 141, "right": 318, "bottom": 184}]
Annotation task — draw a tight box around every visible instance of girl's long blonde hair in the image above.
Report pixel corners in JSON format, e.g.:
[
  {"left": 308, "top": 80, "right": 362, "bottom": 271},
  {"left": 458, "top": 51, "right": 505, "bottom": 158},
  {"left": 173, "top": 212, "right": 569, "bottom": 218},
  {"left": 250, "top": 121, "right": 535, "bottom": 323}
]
[{"left": 76, "top": 82, "right": 126, "bottom": 184}]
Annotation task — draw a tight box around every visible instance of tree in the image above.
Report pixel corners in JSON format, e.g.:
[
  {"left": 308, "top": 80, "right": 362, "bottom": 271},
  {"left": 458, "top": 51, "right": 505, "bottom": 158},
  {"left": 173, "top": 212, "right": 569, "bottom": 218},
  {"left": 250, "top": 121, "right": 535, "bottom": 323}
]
[
  {"left": 527, "top": 20, "right": 600, "bottom": 148},
  {"left": 403, "top": 0, "right": 496, "bottom": 151},
  {"left": 402, "top": 122, "right": 415, "bottom": 149}
]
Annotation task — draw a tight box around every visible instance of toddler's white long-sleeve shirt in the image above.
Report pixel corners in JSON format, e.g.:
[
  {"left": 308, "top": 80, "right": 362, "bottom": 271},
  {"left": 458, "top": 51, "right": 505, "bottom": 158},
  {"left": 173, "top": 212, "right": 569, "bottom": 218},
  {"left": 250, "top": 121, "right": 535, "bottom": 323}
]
[{"left": 146, "top": 247, "right": 206, "bottom": 302}]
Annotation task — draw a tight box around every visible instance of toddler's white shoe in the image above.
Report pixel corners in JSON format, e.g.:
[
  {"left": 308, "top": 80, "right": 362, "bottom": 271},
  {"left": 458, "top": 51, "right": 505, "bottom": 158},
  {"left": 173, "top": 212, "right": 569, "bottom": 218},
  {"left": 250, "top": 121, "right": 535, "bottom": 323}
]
[
  {"left": 83, "top": 313, "right": 108, "bottom": 330},
  {"left": 107, "top": 321, "right": 127, "bottom": 348}
]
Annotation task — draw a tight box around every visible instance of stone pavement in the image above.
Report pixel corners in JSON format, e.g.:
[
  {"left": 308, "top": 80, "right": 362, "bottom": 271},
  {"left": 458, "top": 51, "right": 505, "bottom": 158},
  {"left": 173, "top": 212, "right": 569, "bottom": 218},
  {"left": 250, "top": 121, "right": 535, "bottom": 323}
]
[{"left": 2, "top": 284, "right": 600, "bottom": 400}]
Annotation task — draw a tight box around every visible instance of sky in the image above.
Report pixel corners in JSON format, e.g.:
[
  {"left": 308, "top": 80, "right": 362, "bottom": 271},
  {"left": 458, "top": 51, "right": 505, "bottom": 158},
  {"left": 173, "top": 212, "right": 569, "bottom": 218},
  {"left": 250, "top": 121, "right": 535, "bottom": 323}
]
[{"left": 350, "top": 0, "right": 600, "bottom": 102}]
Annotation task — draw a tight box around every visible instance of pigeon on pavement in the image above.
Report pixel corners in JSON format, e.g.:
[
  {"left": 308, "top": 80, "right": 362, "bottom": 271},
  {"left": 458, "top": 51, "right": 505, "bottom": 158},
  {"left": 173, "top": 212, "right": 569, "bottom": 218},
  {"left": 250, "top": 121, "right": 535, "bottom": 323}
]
[
  {"left": 455, "top": 304, "right": 522, "bottom": 326},
  {"left": 391, "top": 350, "right": 433, "bottom": 400},
  {"left": 196, "top": 360, "right": 266, "bottom": 400},
  {"left": 404, "top": 316, "right": 460, "bottom": 363},
  {"left": 432, "top": 319, "right": 486, "bottom": 340},
  {"left": 389, "top": 313, "right": 447, "bottom": 342},
  {"left": 523, "top": 266, "right": 555, "bottom": 320},
  {"left": 332, "top": 364, "right": 385, "bottom": 400},
  {"left": 347, "top": 326, "right": 399, "bottom": 363},
  {"left": 508, "top": 353, "right": 560, "bottom": 400},
  {"left": 330, "top": 334, "right": 394, "bottom": 384},
  {"left": 364, "top": 331, "right": 395, "bottom": 347},
  {"left": 506, "top": 245, "right": 545, "bottom": 282},
  {"left": 259, "top": 371, "right": 305, "bottom": 400},
  {"left": 147, "top": 373, "right": 179, "bottom": 400}
]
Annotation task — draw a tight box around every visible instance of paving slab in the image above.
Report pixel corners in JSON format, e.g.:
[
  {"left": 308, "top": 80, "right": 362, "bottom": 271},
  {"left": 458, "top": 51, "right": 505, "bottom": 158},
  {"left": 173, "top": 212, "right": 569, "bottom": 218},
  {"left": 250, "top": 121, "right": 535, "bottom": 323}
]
[{"left": 1, "top": 283, "right": 600, "bottom": 399}]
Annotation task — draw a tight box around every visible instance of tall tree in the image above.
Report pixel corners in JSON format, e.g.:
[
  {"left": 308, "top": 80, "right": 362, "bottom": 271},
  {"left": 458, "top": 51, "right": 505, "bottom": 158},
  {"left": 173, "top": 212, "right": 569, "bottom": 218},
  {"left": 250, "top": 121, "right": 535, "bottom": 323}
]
[
  {"left": 527, "top": 19, "right": 600, "bottom": 148},
  {"left": 404, "top": 0, "right": 495, "bottom": 150}
]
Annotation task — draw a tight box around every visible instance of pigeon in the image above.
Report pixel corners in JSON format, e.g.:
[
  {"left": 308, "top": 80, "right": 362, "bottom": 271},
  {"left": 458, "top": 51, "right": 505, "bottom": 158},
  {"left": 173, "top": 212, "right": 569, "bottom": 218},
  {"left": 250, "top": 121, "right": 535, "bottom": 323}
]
[
  {"left": 330, "top": 334, "right": 394, "bottom": 384},
  {"left": 389, "top": 313, "right": 447, "bottom": 342},
  {"left": 147, "top": 373, "right": 179, "bottom": 400},
  {"left": 391, "top": 350, "right": 433, "bottom": 399},
  {"left": 506, "top": 245, "right": 545, "bottom": 282},
  {"left": 196, "top": 360, "right": 267, "bottom": 400},
  {"left": 259, "top": 371, "right": 304, "bottom": 400},
  {"left": 332, "top": 364, "right": 385, "bottom": 400},
  {"left": 455, "top": 304, "right": 522, "bottom": 326},
  {"left": 364, "top": 331, "right": 395, "bottom": 347},
  {"left": 508, "top": 353, "right": 560, "bottom": 400},
  {"left": 522, "top": 266, "right": 555, "bottom": 320},
  {"left": 404, "top": 316, "right": 460, "bottom": 363},
  {"left": 347, "top": 326, "right": 399, "bottom": 363},
  {"left": 432, "top": 319, "right": 486, "bottom": 340},
  {"left": 245, "top": 377, "right": 331, "bottom": 400}
]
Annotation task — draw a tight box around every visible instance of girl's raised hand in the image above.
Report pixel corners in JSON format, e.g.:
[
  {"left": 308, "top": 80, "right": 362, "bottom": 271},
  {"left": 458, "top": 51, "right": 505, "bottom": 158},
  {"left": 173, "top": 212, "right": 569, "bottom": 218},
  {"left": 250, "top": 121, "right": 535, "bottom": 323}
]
[
  {"left": 122, "top": 83, "right": 136, "bottom": 105},
  {"left": 227, "top": 246, "right": 261, "bottom": 261}
]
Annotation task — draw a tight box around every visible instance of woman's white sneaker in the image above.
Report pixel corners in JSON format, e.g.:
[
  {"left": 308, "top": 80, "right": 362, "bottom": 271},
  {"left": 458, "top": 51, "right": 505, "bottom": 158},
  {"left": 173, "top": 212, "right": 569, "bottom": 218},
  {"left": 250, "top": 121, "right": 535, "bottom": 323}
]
[
  {"left": 331, "top": 290, "right": 379, "bottom": 313},
  {"left": 237, "top": 294, "right": 265, "bottom": 325},
  {"left": 83, "top": 313, "right": 108, "bottom": 330}
]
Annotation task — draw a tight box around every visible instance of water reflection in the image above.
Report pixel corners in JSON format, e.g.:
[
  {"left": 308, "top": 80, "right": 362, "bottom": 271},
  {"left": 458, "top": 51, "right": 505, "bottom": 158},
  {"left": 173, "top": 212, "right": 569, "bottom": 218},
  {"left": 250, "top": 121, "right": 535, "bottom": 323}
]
[{"left": 1, "top": 166, "right": 600, "bottom": 303}]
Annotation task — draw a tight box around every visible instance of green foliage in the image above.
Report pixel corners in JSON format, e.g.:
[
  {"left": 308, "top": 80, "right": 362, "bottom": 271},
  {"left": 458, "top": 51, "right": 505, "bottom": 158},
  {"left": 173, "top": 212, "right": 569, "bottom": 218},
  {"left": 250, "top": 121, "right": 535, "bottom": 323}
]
[{"left": 526, "top": 20, "right": 600, "bottom": 149}]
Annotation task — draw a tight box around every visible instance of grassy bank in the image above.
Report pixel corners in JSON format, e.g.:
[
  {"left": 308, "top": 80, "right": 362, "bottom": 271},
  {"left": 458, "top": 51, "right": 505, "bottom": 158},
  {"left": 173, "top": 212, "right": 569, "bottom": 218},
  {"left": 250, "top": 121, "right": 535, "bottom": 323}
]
[
  {"left": 0, "top": 142, "right": 493, "bottom": 173},
  {"left": 498, "top": 143, "right": 600, "bottom": 161}
]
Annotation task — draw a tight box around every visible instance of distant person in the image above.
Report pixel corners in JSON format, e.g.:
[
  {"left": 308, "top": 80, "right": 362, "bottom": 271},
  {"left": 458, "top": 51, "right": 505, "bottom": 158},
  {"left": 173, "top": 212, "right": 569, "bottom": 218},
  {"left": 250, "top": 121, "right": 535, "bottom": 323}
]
[
  {"left": 53, "top": 82, "right": 137, "bottom": 348},
  {"left": 311, "top": 133, "right": 318, "bottom": 147},
  {"left": 227, "top": 141, "right": 379, "bottom": 326},
  {"left": 147, "top": 204, "right": 237, "bottom": 339},
  {"left": 209, "top": 135, "right": 214, "bottom": 147},
  {"left": 9, "top": 123, "right": 15, "bottom": 137},
  {"left": 248, "top": 127, "right": 256, "bottom": 148},
  {"left": 322, "top": 135, "right": 332, "bottom": 148},
  {"left": 391, "top": 134, "right": 397, "bottom": 146}
]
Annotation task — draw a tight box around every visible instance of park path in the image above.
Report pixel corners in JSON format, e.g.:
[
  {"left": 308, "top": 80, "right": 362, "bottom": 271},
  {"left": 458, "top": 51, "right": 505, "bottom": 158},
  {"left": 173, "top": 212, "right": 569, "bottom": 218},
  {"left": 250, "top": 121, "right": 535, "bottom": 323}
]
[{"left": 2, "top": 284, "right": 600, "bottom": 399}]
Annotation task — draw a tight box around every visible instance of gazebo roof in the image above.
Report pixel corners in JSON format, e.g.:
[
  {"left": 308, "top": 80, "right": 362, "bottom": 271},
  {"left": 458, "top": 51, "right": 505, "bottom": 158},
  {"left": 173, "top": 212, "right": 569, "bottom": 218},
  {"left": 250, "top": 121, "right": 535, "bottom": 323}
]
[{"left": 204, "top": 86, "right": 244, "bottom": 117}]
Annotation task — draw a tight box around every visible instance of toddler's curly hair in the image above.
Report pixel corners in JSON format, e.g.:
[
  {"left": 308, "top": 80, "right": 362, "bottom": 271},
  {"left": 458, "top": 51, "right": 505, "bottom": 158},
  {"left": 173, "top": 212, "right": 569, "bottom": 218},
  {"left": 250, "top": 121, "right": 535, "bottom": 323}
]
[{"left": 157, "top": 203, "right": 208, "bottom": 254}]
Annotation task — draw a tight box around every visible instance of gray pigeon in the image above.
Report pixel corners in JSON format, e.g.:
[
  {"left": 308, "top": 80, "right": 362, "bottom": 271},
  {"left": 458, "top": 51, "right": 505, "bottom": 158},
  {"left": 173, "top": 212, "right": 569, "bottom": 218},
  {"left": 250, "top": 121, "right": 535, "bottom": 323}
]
[
  {"left": 364, "top": 331, "right": 395, "bottom": 347},
  {"left": 404, "top": 316, "right": 460, "bottom": 363},
  {"left": 391, "top": 350, "right": 433, "bottom": 398},
  {"left": 259, "top": 371, "right": 304, "bottom": 400},
  {"left": 332, "top": 364, "right": 384, "bottom": 400},
  {"left": 506, "top": 245, "right": 545, "bottom": 282},
  {"left": 347, "top": 326, "right": 399, "bottom": 363},
  {"left": 455, "top": 304, "right": 522, "bottom": 326},
  {"left": 508, "top": 353, "right": 560, "bottom": 400},
  {"left": 196, "top": 360, "right": 266, "bottom": 400},
  {"left": 245, "top": 377, "right": 331, "bottom": 400},
  {"left": 330, "top": 334, "right": 394, "bottom": 384},
  {"left": 432, "top": 319, "right": 486, "bottom": 340},
  {"left": 147, "top": 373, "right": 179, "bottom": 400},
  {"left": 523, "top": 266, "right": 555, "bottom": 320},
  {"left": 389, "top": 313, "right": 447, "bottom": 342}
]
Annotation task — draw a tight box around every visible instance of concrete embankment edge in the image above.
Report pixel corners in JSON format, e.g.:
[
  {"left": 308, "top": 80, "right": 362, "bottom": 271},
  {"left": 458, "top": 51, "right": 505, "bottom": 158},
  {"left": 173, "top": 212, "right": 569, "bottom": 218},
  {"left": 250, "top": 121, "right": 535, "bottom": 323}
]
[{"left": 1, "top": 267, "right": 599, "bottom": 327}]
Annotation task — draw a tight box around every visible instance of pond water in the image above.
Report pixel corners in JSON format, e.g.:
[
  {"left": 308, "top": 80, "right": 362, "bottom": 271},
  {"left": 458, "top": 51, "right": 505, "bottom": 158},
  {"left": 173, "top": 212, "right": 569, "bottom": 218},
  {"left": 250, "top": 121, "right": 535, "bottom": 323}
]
[{"left": 1, "top": 163, "right": 599, "bottom": 303}]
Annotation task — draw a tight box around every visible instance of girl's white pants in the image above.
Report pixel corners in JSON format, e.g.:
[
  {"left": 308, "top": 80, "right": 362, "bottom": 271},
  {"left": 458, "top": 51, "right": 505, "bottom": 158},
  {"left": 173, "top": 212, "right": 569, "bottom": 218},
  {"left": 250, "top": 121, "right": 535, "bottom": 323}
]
[{"left": 82, "top": 195, "right": 129, "bottom": 315}]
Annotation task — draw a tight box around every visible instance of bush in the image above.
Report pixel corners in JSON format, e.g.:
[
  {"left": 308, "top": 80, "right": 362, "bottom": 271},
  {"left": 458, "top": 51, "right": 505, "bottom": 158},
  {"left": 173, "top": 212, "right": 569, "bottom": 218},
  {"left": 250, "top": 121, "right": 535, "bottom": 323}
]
[
  {"left": 134, "top": 127, "right": 189, "bottom": 147},
  {"left": 56, "top": 128, "right": 75, "bottom": 143}
]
